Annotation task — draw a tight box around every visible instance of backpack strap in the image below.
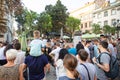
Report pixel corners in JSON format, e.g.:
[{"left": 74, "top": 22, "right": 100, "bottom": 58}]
[
  {"left": 97, "top": 52, "right": 111, "bottom": 64},
  {"left": 81, "top": 64, "right": 91, "bottom": 80}
]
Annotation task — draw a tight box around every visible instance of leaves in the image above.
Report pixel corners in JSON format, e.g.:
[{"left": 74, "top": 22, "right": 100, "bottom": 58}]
[
  {"left": 66, "top": 16, "right": 80, "bottom": 36},
  {"left": 36, "top": 12, "right": 52, "bottom": 33},
  {"left": 92, "top": 23, "right": 101, "bottom": 34},
  {"left": 45, "top": 0, "right": 68, "bottom": 32},
  {"left": 103, "top": 25, "right": 116, "bottom": 35}
]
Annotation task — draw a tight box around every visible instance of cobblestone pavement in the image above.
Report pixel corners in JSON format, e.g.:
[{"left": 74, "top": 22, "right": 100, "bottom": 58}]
[{"left": 45, "top": 66, "right": 56, "bottom": 80}]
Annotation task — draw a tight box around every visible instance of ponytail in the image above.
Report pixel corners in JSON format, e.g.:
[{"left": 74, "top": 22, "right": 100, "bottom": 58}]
[{"left": 73, "top": 69, "right": 80, "bottom": 79}]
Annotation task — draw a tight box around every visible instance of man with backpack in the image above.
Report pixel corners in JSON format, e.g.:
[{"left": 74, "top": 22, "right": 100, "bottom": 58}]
[
  {"left": 92, "top": 41, "right": 119, "bottom": 80},
  {"left": 92, "top": 41, "right": 110, "bottom": 80}
]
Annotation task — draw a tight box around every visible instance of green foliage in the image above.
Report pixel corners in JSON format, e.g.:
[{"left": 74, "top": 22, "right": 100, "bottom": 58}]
[
  {"left": 15, "top": 8, "right": 38, "bottom": 36},
  {"left": 103, "top": 25, "right": 116, "bottom": 35},
  {"left": 45, "top": 0, "right": 68, "bottom": 32},
  {"left": 37, "top": 12, "right": 52, "bottom": 33},
  {"left": 92, "top": 23, "right": 101, "bottom": 34},
  {"left": 85, "top": 30, "right": 90, "bottom": 34},
  {"left": 66, "top": 16, "right": 80, "bottom": 36}
]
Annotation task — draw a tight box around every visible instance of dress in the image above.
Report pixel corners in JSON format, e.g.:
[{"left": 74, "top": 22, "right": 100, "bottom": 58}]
[{"left": 0, "top": 64, "right": 19, "bottom": 80}]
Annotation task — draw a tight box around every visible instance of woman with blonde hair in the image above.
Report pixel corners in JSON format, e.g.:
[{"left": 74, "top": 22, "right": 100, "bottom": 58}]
[{"left": 59, "top": 54, "right": 81, "bottom": 80}]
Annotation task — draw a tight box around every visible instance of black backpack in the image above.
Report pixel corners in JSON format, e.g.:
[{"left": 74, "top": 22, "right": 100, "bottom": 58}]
[{"left": 98, "top": 52, "right": 119, "bottom": 79}]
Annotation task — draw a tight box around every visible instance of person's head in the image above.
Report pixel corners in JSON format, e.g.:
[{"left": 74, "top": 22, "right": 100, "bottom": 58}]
[
  {"left": 100, "top": 34, "right": 107, "bottom": 41},
  {"left": 33, "top": 30, "right": 40, "bottom": 39},
  {"left": 4, "top": 44, "right": 13, "bottom": 56},
  {"left": 76, "top": 42, "right": 84, "bottom": 52},
  {"left": 14, "top": 43, "right": 21, "bottom": 50},
  {"left": 6, "top": 49, "right": 17, "bottom": 61},
  {"left": 98, "top": 41, "right": 108, "bottom": 50},
  {"left": 46, "top": 42, "right": 51, "bottom": 47},
  {"left": 93, "top": 39, "right": 99, "bottom": 45},
  {"left": 78, "top": 49, "right": 88, "bottom": 62},
  {"left": 63, "top": 54, "right": 79, "bottom": 79},
  {"left": 55, "top": 42, "right": 60, "bottom": 47},
  {"left": 58, "top": 48, "right": 68, "bottom": 60},
  {"left": 85, "top": 40, "right": 91, "bottom": 47}
]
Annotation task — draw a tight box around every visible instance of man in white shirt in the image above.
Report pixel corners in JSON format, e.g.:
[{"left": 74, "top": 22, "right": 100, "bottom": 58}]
[
  {"left": 0, "top": 42, "right": 7, "bottom": 65},
  {"left": 49, "top": 42, "right": 61, "bottom": 62}
]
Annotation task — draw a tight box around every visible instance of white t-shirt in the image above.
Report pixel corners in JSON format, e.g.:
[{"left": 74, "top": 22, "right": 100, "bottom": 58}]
[
  {"left": 50, "top": 47, "right": 61, "bottom": 62},
  {"left": 56, "top": 59, "right": 66, "bottom": 78},
  {"left": 76, "top": 62, "right": 96, "bottom": 80},
  {"left": 14, "top": 50, "right": 25, "bottom": 64},
  {"left": 0, "top": 46, "right": 6, "bottom": 60}
]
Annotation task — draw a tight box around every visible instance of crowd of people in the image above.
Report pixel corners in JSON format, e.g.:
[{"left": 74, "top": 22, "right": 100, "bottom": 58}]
[{"left": 0, "top": 30, "right": 120, "bottom": 80}]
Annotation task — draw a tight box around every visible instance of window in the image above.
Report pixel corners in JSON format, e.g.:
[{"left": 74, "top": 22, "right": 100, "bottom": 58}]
[
  {"left": 92, "top": 14, "right": 95, "bottom": 18},
  {"left": 111, "top": 19, "right": 116, "bottom": 26},
  {"left": 104, "top": 11, "right": 108, "bottom": 17},
  {"left": 81, "top": 24, "right": 83, "bottom": 28},
  {"left": 104, "top": 20, "right": 108, "bottom": 25},
  {"left": 98, "top": 22, "right": 101, "bottom": 25},
  {"left": 97, "top": 13, "right": 102, "bottom": 18},
  {"left": 85, "top": 23, "right": 87, "bottom": 28},
  {"left": 111, "top": 9, "right": 116, "bottom": 15},
  {"left": 89, "top": 22, "right": 92, "bottom": 27}
]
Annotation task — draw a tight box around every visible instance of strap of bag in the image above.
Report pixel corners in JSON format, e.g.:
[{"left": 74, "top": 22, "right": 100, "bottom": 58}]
[
  {"left": 27, "top": 67, "right": 29, "bottom": 80},
  {"left": 98, "top": 52, "right": 111, "bottom": 64},
  {"left": 81, "top": 64, "right": 91, "bottom": 80}
]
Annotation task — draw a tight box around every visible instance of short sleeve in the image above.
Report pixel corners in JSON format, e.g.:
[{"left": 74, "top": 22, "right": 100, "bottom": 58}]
[
  {"left": 24, "top": 56, "right": 29, "bottom": 65},
  {"left": 101, "top": 54, "right": 110, "bottom": 64},
  {"left": 42, "top": 55, "right": 48, "bottom": 66}
]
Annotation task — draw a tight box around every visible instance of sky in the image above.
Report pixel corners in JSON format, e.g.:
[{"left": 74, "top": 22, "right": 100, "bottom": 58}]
[{"left": 22, "top": 0, "right": 115, "bottom": 13}]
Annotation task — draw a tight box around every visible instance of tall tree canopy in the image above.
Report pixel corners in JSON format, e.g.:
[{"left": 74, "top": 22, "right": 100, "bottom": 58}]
[
  {"left": 36, "top": 12, "right": 52, "bottom": 34},
  {"left": 66, "top": 16, "right": 80, "bottom": 37},
  {"left": 45, "top": 0, "right": 68, "bottom": 32},
  {"left": 15, "top": 8, "right": 38, "bottom": 36}
]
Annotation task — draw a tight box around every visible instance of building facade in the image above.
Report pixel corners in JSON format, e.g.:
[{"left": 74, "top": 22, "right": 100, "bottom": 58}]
[
  {"left": 93, "top": 0, "right": 120, "bottom": 28},
  {"left": 70, "top": 0, "right": 120, "bottom": 33},
  {"left": 70, "top": 2, "right": 95, "bottom": 32}
]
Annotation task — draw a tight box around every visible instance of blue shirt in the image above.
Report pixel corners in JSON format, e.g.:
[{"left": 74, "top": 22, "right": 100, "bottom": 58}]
[
  {"left": 25, "top": 54, "right": 48, "bottom": 80},
  {"left": 68, "top": 48, "right": 77, "bottom": 56},
  {"left": 93, "top": 45, "right": 99, "bottom": 58},
  {"left": 29, "top": 39, "right": 43, "bottom": 57}
]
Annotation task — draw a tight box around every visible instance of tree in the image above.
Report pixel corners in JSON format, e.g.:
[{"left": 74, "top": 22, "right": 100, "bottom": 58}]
[
  {"left": 0, "top": 0, "right": 22, "bottom": 33},
  {"left": 103, "top": 25, "right": 116, "bottom": 35},
  {"left": 15, "top": 8, "right": 38, "bottom": 36},
  {"left": 110, "top": 27, "right": 116, "bottom": 35},
  {"left": 92, "top": 23, "right": 101, "bottom": 34},
  {"left": 36, "top": 12, "right": 52, "bottom": 34},
  {"left": 103, "top": 25, "right": 111, "bottom": 34},
  {"left": 66, "top": 16, "right": 80, "bottom": 37},
  {"left": 45, "top": 0, "right": 68, "bottom": 32}
]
